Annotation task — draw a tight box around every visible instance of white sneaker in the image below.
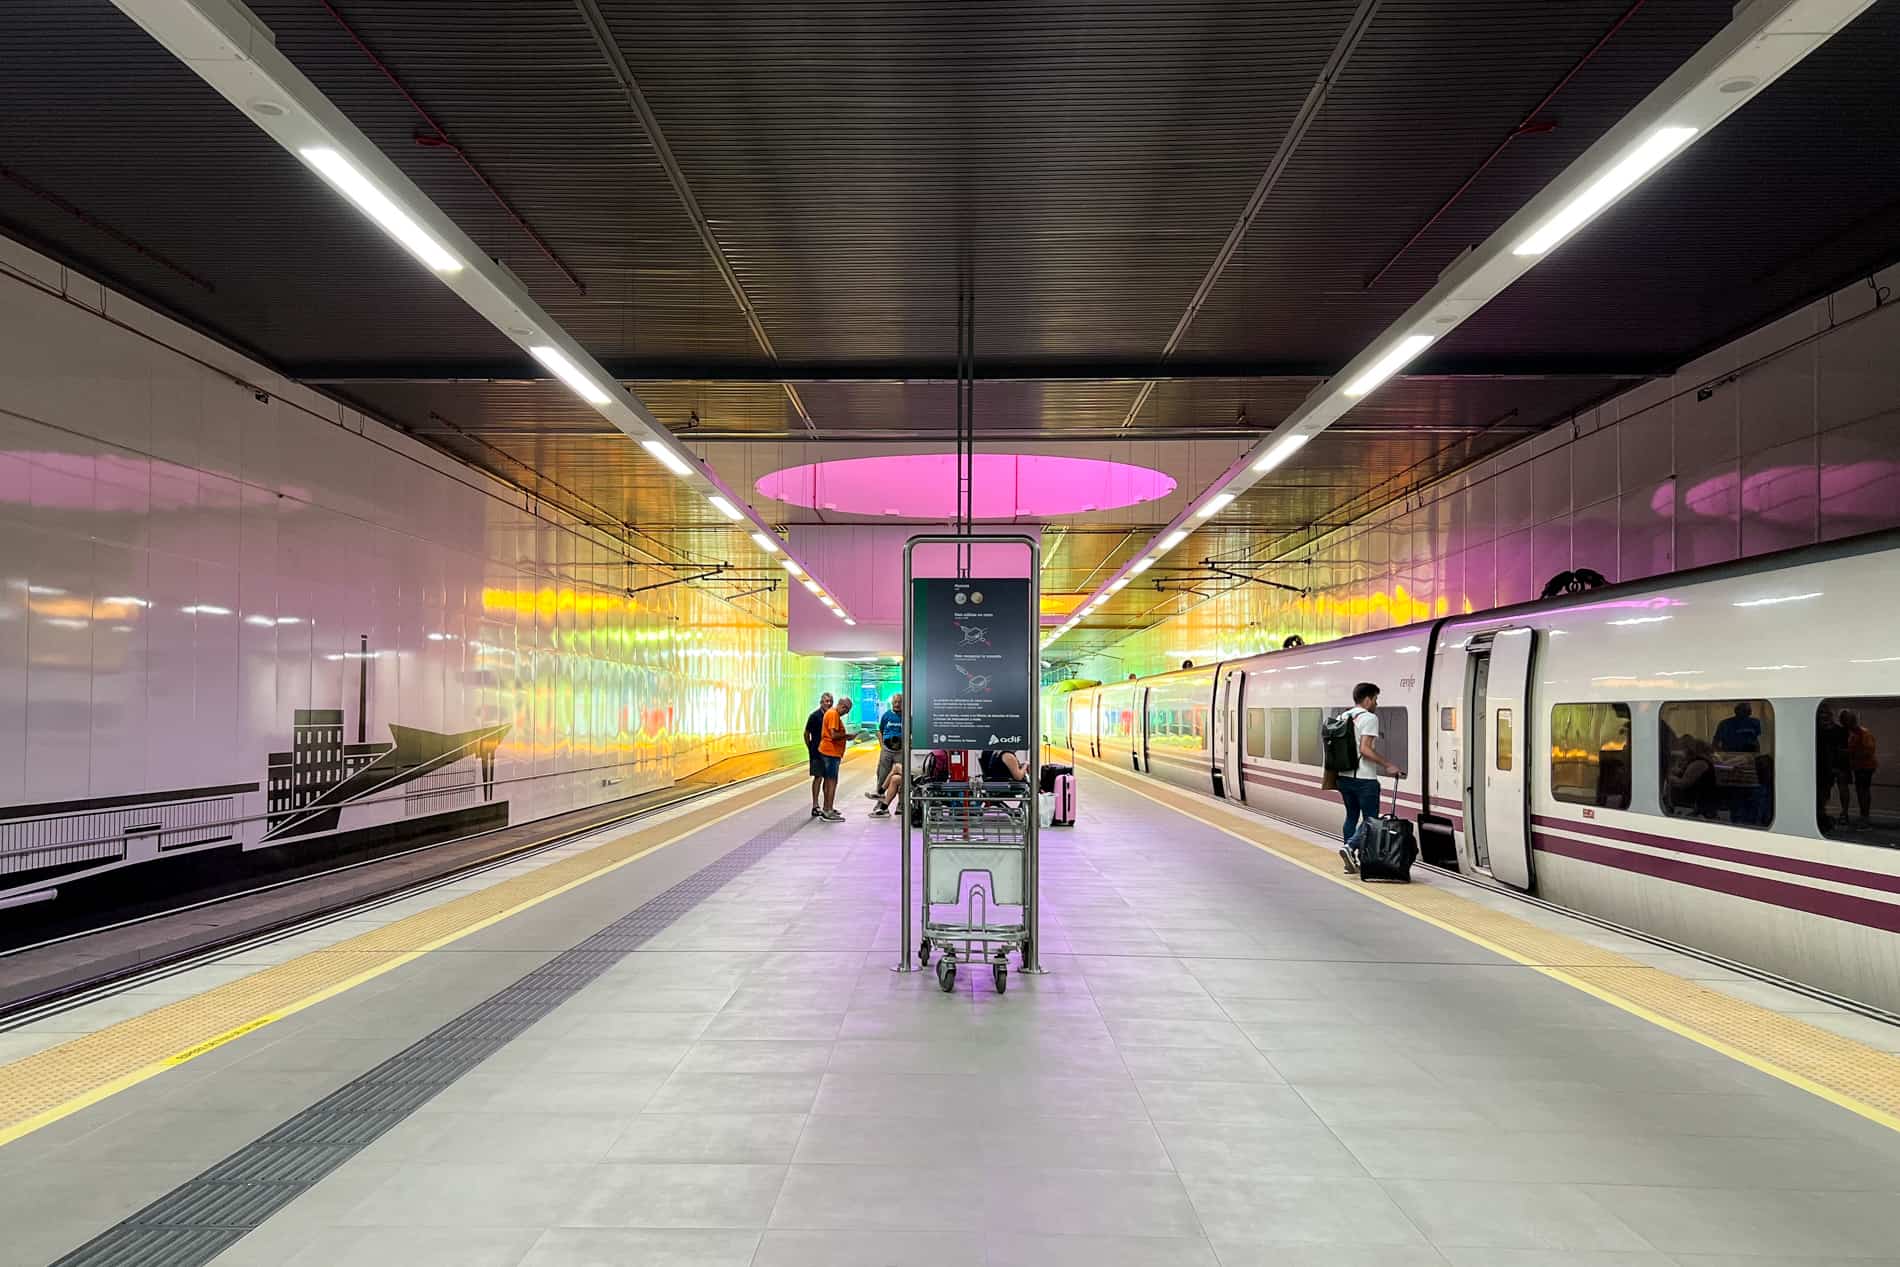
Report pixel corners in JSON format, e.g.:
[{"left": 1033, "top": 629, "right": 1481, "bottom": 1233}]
[{"left": 821, "top": 809, "right": 845, "bottom": 822}]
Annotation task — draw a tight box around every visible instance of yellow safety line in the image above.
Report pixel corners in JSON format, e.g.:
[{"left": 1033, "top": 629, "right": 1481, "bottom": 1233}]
[
  {"left": 0, "top": 758, "right": 834, "bottom": 1148},
  {"left": 1085, "top": 756, "right": 1900, "bottom": 1134}
]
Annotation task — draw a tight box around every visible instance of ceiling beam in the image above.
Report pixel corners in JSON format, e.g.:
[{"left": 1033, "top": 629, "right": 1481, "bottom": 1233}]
[
  {"left": 571, "top": 0, "right": 818, "bottom": 436},
  {"left": 407, "top": 424, "right": 1545, "bottom": 442},
  {"left": 290, "top": 358, "right": 1659, "bottom": 386},
  {"left": 1116, "top": 0, "right": 1385, "bottom": 432}
]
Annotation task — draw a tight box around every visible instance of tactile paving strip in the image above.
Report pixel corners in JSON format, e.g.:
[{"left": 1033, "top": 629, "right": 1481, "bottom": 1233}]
[
  {"left": 44, "top": 813, "right": 805, "bottom": 1267},
  {"left": 1090, "top": 758, "right": 1900, "bottom": 1130},
  {"left": 0, "top": 767, "right": 806, "bottom": 1142}
]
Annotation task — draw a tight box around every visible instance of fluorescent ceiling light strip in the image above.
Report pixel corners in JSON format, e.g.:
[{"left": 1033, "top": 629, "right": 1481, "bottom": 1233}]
[
  {"left": 1129, "top": 557, "right": 1156, "bottom": 576},
  {"left": 1343, "top": 333, "right": 1435, "bottom": 399},
  {"left": 1161, "top": 529, "right": 1188, "bottom": 551},
  {"left": 1194, "top": 492, "right": 1235, "bottom": 519},
  {"left": 750, "top": 532, "right": 781, "bottom": 554},
  {"left": 528, "top": 345, "right": 611, "bottom": 406},
  {"left": 1108, "top": 578, "right": 1129, "bottom": 592},
  {"left": 780, "top": 559, "right": 804, "bottom": 576},
  {"left": 298, "top": 147, "right": 462, "bottom": 273},
  {"left": 1253, "top": 432, "right": 1309, "bottom": 474},
  {"left": 641, "top": 439, "right": 693, "bottom": 477},
  {"left": 707, "top": 495, "right": 743, "bottom": 521},
  {"left": 1514, "top": 126, "right": 1697, "bottom": 257}
]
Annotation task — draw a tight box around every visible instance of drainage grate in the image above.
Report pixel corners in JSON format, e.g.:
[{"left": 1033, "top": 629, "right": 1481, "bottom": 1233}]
[{"left": 51, "top": 816, "right": 804, "bottom": 1267}]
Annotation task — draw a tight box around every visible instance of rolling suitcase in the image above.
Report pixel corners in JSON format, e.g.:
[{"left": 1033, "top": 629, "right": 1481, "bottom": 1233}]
[
  {"left": 1039, "top": 762, "right": 1073, "bottom": 794},
  {"left": 1049, "top": 772, "right": 1077, "bottom": 827},
  {"left": 1354, "top": 777, "right": 1417, "bottom": 882}
]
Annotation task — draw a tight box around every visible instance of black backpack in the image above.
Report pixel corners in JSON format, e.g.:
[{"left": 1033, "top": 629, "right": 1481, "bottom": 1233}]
[{"left": 1321, "top": 709, "right": 1362, "bottom": 774}]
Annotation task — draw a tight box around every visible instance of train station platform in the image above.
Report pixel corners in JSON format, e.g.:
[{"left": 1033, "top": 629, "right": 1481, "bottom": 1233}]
[{"left": 7, "top": 759, "right": 1900, "bottom": 1266}]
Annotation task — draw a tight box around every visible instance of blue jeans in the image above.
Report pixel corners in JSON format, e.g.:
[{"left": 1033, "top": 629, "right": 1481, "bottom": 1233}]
[{"left": 1338, "top": 776, "right": 1381, "bottom": 847}]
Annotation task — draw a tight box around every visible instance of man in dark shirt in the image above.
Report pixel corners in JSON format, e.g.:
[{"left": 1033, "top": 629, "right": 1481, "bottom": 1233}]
[{"left": 804, "top": 692, "right": 833, "bottom": 819}]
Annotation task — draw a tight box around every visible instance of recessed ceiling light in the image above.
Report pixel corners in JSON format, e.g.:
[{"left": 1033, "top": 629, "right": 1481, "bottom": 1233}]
[
  {"left": 751, "top": 532, "right": 781, "bottom": 553},
  {"left": 1108, "top": 578, "right": 1129, "bottom": 592},
  {"left": 1194, "top": 492, "right": 1235, "bottom": 519},
  {"left": 298, "top": 147, "right": 462, "bottom": 273},
  {"left": 249, "top": 99, "right": 286, "bottom": 118},
  {"left": 1513, "top": 126, "right": 1697, "bottom": 257},
  {"left": 641, "top": 439, "right": 693, "bottom": 477},
  {"left": 1344, "top": 333, "right": 1434, "bottom": 398},
  {"left": 529, "top": 345, "right": 611, "bottom": 405},
  {"left": 707, "top": 495, "right": 743, "bottom": 521},
  {"left": 780, "top": 559, "right": 804, "bottom": 576},
  {"left": 1130, "top": 557, "right": 1156, "bottom": 576},
  {"left": 1161, "top": 529, "right": 1188, "bottom": 551}
]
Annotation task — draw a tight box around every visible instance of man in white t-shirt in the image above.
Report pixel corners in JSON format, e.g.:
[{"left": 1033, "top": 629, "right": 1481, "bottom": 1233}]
[{"left": 1339, "top": 682, "right": 1402, "bottom": 874}]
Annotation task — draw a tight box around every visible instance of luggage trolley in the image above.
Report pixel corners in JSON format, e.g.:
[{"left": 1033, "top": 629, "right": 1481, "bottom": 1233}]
[
  {"left": 917, "top": 778, "right": 1030, "bottom": 993},
  {"left": 895, "top": 531, "right": 1045, "bottom": 991}
]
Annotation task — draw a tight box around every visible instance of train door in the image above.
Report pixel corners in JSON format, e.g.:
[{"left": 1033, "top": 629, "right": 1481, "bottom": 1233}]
[
  {"left": 1212, "top": 667, "right": 1238, "bottom": 799},
  {"left": 1464, "top": 627, "right": 1535, "bottom": 890}
]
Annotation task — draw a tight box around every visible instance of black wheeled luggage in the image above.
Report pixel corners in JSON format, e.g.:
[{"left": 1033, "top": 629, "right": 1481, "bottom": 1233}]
[{"left": 1355, "top": 778, "right": 1418, "bottom": 882}]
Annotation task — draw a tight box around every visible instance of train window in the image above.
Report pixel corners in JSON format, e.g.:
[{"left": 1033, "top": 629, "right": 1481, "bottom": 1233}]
[
  {"left": 1817, "top": 698, "right": 1899, "bottom": 848},
  {"left": 1659, "top": 700, "right": 1775, "bottom": 830},
  {"left": 1269, "top": 708, "right": 1293, "bottom": 762},
  {"left": 1550, "top": 703, "right": 1632, "bottom": 809},
  {"left": 1496, "top": 710, "right": 1514, "bottom": 771},
  {"left": 1245, "top": 708, "right": 1267, "bottom": 759},
  {"left": 1296, "top": 707, "right": 1325, "bottom": 766}
]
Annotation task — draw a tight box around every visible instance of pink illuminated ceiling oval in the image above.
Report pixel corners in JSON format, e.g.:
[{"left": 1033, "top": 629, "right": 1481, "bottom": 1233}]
[{"left": 756, "top": 453, "right": 1176, "bottom": 519}]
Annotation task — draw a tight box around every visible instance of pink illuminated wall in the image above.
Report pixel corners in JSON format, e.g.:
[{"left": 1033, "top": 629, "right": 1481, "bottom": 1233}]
[{"left": 1079, "top": 260, "right": 1900, "bottom": 678}]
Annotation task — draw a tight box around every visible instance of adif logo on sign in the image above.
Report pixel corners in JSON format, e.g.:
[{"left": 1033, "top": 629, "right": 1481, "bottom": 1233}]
[{"left": 988, "top": 734, "right": 1023, "bottom": 745}]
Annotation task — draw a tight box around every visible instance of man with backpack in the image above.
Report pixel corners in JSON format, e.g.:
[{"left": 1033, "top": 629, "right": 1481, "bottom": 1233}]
[{"left": 1326, "top": 682, "right": 1401, "bottom": 874}]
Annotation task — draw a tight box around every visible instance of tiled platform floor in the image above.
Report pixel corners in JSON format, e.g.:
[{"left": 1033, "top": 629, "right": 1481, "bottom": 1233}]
[{"left": 8, "top": 771, "right": 1900, "bottom": 1266}]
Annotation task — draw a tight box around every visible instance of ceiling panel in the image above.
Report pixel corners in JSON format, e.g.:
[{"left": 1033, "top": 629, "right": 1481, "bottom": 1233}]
[{"left": 4, "top": 1, "right": 1892, "bottom": 647}]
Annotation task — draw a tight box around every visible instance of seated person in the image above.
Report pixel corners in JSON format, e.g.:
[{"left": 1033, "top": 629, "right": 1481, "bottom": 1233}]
[
  {"left": 978, "top": 748, "right": 1028, "bottom": 785},
  {"left": 1665, "top": 737, "right": 1722, "bottom": 820},
  {"left": 870, "top": 747, "right": 952, "bottom": 818}
]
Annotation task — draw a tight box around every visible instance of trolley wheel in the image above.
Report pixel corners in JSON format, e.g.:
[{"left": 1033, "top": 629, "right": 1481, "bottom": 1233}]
[
  {"left": 936, "top": 957, "right": 956, "bottom": 993},
  {"left": 993, "top": 964, "right": 1008, "bottom": 995},
  {"left": 918, "top": 937, "right": 932, "bottom": 966}
]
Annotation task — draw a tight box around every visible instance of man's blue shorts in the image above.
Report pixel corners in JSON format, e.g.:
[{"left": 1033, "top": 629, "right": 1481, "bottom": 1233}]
[{"left": 818, "top": 754, "right": 841, "bottom": 780}]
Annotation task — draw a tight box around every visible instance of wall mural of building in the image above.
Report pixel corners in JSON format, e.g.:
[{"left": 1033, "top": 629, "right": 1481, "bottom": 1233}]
[{"left": 0, "top": 236, "right": 834, "bottom": 941}]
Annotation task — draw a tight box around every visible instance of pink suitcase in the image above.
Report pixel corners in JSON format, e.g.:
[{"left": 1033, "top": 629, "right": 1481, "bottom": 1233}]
[{"left": 1050, "top": 772, "right": 1076, "bottom": 827}]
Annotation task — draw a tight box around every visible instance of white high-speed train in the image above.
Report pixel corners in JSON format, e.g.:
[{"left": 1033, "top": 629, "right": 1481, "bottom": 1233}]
[{"left": 1048, "top": 531, "right": 1900, "bottom": 1012}]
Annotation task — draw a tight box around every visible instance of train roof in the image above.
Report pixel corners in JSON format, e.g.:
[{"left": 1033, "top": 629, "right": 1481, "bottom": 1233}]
[{"left": 1090, "top": 526, "right": 1900, "bottom": 686}]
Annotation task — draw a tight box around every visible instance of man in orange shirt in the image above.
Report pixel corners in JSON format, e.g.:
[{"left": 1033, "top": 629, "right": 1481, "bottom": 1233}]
[{"left": 816, "top": 697, "right": 854, "bottom": 821}]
